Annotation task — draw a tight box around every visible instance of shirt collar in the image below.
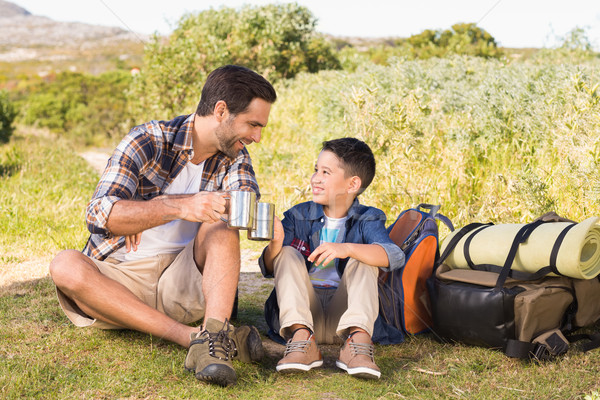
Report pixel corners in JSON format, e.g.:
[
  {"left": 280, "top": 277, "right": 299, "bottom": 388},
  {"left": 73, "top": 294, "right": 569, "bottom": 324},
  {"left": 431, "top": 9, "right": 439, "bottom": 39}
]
[
  {"left": 307, "top": 198, "right": 361, "bottom": 221},
  {"left": 172, "top": 114, "right": 195, "bottom": 154}
]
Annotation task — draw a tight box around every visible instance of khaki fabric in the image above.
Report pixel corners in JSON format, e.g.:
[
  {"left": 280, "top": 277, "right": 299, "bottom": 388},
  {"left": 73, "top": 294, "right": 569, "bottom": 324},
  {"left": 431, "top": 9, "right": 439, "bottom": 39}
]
[
  {"left": 273, "top": 246, "right": 379, "bottom": 344},
  {"left": 56, "top": 239, "right": 205, "bottom": 329},
  {"left": 572, "top": 278, "right": 600, "bottom": 327}
]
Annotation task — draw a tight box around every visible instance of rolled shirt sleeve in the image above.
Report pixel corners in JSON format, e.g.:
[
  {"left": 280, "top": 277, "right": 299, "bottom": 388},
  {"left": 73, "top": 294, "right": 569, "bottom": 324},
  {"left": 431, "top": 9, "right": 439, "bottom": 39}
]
[{"left": 84, "top": 130, "right": 149, "bottom": 236}]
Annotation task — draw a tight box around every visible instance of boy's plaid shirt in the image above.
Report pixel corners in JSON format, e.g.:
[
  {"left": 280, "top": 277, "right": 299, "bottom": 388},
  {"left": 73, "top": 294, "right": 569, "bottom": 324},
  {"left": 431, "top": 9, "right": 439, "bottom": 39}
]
[{"left": 83, "top": 114, "right": 259, "bottom": 260}]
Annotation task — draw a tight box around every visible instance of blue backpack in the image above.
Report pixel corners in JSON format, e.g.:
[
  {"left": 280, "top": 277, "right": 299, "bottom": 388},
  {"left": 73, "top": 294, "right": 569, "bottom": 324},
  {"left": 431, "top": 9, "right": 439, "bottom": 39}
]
[{"left": 373, "top": 204, "right": 454, "bottom": 344}]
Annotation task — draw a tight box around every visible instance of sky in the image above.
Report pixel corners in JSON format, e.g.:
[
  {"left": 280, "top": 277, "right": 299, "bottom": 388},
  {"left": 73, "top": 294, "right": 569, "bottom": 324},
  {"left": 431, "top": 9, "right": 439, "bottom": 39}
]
[{"left": 10, "top": 0, "right": 600, "bottom": 50}]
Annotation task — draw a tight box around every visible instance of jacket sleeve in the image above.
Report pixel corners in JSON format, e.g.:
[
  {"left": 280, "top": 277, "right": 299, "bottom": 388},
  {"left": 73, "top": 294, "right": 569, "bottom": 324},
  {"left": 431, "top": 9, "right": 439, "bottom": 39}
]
[{"left": 361, "top": 209, "right": 406, "bottom": 272}]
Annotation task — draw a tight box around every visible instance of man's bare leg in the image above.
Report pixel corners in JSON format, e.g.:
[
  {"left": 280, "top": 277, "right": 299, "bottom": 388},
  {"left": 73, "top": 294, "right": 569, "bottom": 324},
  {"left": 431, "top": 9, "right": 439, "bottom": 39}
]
[
  {"left": 193, "top": 220, "right": 241, "bottom": 327},
  {"left": 49, "top": 250, "right": 196, "bottom": 348}
]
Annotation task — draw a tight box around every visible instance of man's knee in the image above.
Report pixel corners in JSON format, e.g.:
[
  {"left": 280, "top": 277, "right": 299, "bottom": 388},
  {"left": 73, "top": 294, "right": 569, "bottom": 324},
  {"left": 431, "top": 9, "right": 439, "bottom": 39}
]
[{"left": 49, "top": 250, "right": 95, "bottom": 291}]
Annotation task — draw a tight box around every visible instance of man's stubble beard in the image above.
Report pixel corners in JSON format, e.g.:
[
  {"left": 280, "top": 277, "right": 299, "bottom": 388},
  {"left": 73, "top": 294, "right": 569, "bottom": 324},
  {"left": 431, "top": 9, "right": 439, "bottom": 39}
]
[{"left": 215, "top": 117, "right": 241, "bottom": 159}]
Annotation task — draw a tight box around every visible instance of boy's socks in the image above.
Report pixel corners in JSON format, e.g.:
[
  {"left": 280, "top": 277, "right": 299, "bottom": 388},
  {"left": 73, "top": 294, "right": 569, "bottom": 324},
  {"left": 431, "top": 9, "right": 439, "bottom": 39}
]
[{"left": 335, "top": 330, "right": 381, "bottom": 379}]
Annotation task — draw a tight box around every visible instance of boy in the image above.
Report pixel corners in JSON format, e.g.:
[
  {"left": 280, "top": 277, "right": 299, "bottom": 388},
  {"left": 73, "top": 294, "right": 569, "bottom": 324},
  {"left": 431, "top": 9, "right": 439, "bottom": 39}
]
[{"left": 259, "top": 137, "right": 404, "bottom": 379}]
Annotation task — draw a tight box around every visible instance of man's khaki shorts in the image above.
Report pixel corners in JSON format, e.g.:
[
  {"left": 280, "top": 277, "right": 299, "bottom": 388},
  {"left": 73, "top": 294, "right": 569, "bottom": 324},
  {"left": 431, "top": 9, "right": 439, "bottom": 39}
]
[{"left": 56, "top": 239, "right": 205, "bottom": 329}]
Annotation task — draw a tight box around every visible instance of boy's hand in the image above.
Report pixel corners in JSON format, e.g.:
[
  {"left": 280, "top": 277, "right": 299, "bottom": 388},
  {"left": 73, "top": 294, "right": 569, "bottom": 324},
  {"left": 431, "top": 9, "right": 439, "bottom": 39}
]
[
  {"left": 308, "top": 243, "right": 350, "bottom": 267},
  {"left": 272, "top": 216, "right": 284, "bottom": 244}
]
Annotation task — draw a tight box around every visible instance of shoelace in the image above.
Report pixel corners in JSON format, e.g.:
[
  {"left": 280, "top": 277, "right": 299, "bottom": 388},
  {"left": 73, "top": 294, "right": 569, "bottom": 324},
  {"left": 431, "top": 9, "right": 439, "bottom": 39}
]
[
  {"left": 193, "top": 320, "right": 238, "bottom": 361},
  {"left": 349, "top": 341, "right": 375, "bottom": 361},
  {"left": 283, "top": 339, "right": 312, "bottom": 355}
]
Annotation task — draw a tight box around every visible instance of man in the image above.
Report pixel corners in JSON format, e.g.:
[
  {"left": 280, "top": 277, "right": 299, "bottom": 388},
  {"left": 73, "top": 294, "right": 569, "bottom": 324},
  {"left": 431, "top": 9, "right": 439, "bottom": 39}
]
[{"left": 49, "top": 65, "right": 277, "bottom": 387}]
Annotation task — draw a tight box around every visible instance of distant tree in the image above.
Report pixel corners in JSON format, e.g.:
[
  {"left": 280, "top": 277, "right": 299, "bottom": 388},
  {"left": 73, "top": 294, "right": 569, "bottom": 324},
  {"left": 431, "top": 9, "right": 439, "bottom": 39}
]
[
  {"left": 560, "top": 27, "right": 593, "bottom": 52},
  {"left": 129, "top": 3, "right": 341, "bottom": 118},
  {"left": 406, "top": 23, "right": 502, "bottom": 59},
  {"left": 0, "top": 90, "right": 17, "bottom": 143}
]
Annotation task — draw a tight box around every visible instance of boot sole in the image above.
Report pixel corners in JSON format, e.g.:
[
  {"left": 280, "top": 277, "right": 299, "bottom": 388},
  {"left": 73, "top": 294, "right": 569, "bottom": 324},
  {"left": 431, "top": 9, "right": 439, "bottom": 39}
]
[{"left": 195, "top": 364, "right": 237, "bottom": 387}]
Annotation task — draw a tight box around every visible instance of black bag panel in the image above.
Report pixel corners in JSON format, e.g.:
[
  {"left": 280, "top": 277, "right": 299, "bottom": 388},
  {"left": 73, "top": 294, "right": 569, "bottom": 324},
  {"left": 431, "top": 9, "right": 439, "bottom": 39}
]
[{"left": 429, "top": 277, "right": 524, "bottom": 349}]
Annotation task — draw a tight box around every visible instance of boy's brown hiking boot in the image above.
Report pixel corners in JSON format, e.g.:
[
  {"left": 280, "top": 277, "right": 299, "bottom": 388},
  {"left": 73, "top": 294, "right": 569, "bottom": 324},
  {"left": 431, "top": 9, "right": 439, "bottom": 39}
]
[
  {"left": 276, "top": 328, "right": 323, "bottom": 372},
  {"left": 336, "top": 330, "right": 381, "bottom": 379},
  {"left": 184, "top": 318, "right": 263, "bottom": 387}
]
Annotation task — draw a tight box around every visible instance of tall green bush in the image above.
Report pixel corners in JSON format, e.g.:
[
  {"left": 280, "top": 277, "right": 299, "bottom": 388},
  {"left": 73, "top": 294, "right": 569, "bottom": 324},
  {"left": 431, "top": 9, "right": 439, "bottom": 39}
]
[
  {"left": 0, "top": 90, "right": 17, "bottom": 143},
  {"left": 129, "top": 3, "right": 340, "bottom": 119}
]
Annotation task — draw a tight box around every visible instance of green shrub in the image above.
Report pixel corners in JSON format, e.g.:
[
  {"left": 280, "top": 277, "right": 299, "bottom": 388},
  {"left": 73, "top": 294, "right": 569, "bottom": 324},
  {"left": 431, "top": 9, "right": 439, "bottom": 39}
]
[
  {"left": 0, "top": 90, "right": 17, "bottom": 143},
  {"left": 17, "top": 71, "right": 133, "bottom": 145},
  {"left": 129, "top": 3, "right": 341, "bottom": 119}
]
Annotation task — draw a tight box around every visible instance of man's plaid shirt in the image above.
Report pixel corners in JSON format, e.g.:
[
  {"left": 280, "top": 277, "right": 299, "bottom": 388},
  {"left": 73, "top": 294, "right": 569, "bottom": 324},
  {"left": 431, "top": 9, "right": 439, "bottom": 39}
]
[{"left": 83, "top": 114, "right": 259, "bottom": 260}]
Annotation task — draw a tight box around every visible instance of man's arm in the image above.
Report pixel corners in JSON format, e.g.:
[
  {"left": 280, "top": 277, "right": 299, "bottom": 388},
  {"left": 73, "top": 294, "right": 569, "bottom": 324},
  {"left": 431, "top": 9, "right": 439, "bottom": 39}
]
[{"left": 105, "top": 192, "right": 228, "bottom": 236}]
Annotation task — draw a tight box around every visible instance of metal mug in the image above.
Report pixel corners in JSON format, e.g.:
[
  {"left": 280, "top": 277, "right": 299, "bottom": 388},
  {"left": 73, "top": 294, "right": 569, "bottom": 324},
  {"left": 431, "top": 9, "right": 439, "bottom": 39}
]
[
  {"left": 220, "top": 190, "right": 256, "bottom": 229},
  {"left": 247, "top": 202, "right": 275, "bottom": 241}
]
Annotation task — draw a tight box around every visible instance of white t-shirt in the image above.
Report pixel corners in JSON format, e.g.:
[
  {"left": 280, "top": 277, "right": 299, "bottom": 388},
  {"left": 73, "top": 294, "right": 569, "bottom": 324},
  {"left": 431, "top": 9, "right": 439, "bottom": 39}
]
[
  {"left": 309, "top": 215, "right": 348, "bottom": 288},
  {"left": 111, "top": 160, "right": 206, "bottom": 262}
]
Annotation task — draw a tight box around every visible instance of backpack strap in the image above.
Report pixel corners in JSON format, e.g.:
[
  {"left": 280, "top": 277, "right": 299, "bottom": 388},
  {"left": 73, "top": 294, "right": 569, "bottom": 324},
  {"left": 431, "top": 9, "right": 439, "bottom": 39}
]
[
  {"left": 492, "top": 220, "right": 547, "bottom": 291},
  {"left": 565, "top": 333, "right": 600, "bottom": 353},
  {"left": 505, "top": 329, "right": 570, "bottom": 360},
  {"left": 437, "top": 222, "right": 493, "bottom": 268},
  {"left": 459, "top": 220, "right": 576, "bottom": 288},
  {"left": 418, "top": 203, "right": 455, "bottom": 232}
]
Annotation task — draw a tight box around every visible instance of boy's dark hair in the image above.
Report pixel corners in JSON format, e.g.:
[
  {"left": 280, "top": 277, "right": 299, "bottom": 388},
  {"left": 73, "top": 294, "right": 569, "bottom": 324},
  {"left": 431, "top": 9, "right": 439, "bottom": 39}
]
[
  {"left": 196, "top": 65, "right": 277, "bottom": 117},
  {"left": 321, "top": 137, "right": 376, "bottom": 192}
]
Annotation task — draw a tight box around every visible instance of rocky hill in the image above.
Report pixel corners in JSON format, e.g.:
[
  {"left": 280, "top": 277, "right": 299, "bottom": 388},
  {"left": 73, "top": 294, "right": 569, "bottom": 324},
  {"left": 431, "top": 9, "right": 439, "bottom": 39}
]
[
  {"left": 0, "top": 0, "right": 146, "bottom": 76},
  {"left": 0, "top": 0, "right": 146, "bottom": 49}
]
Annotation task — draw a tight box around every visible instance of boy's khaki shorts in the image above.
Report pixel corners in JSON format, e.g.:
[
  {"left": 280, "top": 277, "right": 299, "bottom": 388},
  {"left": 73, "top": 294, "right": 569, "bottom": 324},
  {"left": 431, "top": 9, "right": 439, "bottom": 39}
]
[{"left": 56, "top": 239, "right": 205, "bottom": 329}]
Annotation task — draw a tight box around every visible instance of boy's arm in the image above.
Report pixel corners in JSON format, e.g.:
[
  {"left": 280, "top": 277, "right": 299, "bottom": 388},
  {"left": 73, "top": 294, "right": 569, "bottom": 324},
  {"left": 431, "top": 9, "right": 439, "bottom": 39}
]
[
  {"left": 261, "top": 217, "right": 285, "bottom": 275},
  {"left": 308, "top": 243, "right": 389, "bottom": 268}
]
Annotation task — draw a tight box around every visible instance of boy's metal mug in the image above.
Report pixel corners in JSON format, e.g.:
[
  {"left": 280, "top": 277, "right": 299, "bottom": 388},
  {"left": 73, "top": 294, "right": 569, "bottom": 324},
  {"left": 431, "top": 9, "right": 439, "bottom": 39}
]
[
  {"left": 220, "top": 191, "right": 256, "bottom": 229},
  {"left": 247, "top": 202, "right": 275, "bottom": 241}
]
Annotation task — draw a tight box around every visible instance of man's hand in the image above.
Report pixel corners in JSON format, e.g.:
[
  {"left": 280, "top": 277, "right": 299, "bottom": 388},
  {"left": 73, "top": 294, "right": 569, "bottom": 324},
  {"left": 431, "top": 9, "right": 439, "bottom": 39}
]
[
  {"left": 308, "top": 243, "right": 351, "bottom": 267},
  {"left": 124, "top": 232, "right": 142, "bottom": 252},
  {"left": 167, "top": 192, "right": 228, "bottom": 223}
]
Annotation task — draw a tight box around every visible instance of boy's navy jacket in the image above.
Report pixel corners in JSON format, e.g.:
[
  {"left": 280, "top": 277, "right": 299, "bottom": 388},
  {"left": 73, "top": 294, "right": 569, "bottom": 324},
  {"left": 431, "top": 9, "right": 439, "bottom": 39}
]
[{"left": 259, "top": 199, "right": 405, "bottom": 344}]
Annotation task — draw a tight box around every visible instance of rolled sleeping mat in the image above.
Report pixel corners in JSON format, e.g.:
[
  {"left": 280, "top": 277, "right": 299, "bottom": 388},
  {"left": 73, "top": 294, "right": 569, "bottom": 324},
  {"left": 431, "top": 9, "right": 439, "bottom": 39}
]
[{"left": 440, "top": 217, "right": 600, "bottom": 280}]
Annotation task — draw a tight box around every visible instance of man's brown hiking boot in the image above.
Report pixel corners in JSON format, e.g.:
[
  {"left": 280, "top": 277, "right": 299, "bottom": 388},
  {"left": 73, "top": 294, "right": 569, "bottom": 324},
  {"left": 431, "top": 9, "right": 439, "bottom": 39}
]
[
  {"left": 336, "top": 330, "right": 381, "bottom": 379},
  {"left": 184, "top": 318, "right": 263, "bottom": 387}
]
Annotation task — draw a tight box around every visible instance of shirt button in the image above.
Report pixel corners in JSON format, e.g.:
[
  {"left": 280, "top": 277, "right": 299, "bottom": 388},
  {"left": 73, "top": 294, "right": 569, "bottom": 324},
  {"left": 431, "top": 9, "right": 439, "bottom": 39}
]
[{"left": 301, "top": 247, "right": 305, "bottom": 250}]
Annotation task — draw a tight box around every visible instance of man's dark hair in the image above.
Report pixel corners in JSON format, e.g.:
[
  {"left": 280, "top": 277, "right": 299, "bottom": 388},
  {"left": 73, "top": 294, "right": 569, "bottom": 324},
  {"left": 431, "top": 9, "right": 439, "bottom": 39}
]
[
  {"left": 196, "top": 65, "right": 277, "bottom": 116},
  {"left": 321, "top": 137, "right": 376, "bottom": 192}
]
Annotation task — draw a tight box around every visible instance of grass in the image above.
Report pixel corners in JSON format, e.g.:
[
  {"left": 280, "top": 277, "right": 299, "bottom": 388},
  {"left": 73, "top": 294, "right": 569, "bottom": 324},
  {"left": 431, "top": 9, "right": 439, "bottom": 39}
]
[{"left": 2, "top": 130, "right": 600, "bottom": 399}]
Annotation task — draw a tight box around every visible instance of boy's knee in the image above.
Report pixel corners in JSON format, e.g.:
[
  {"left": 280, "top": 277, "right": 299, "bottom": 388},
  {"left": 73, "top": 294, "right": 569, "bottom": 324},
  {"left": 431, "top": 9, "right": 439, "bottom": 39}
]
[
  {"left": 273, "top": 246, "right": 305, "bottom": 272},
  {"left": 273, "top": 246, "right": 306, "bottom": 273},
  {"left": 278, "top": 246, "right": 303, "bottom": 259}
]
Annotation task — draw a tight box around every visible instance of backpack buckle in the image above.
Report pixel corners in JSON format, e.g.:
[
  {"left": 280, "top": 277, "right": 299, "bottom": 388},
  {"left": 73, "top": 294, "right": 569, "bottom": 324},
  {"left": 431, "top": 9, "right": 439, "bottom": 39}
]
[{"left": 531, "top": 343, "right": 554, "bottom": 361}]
